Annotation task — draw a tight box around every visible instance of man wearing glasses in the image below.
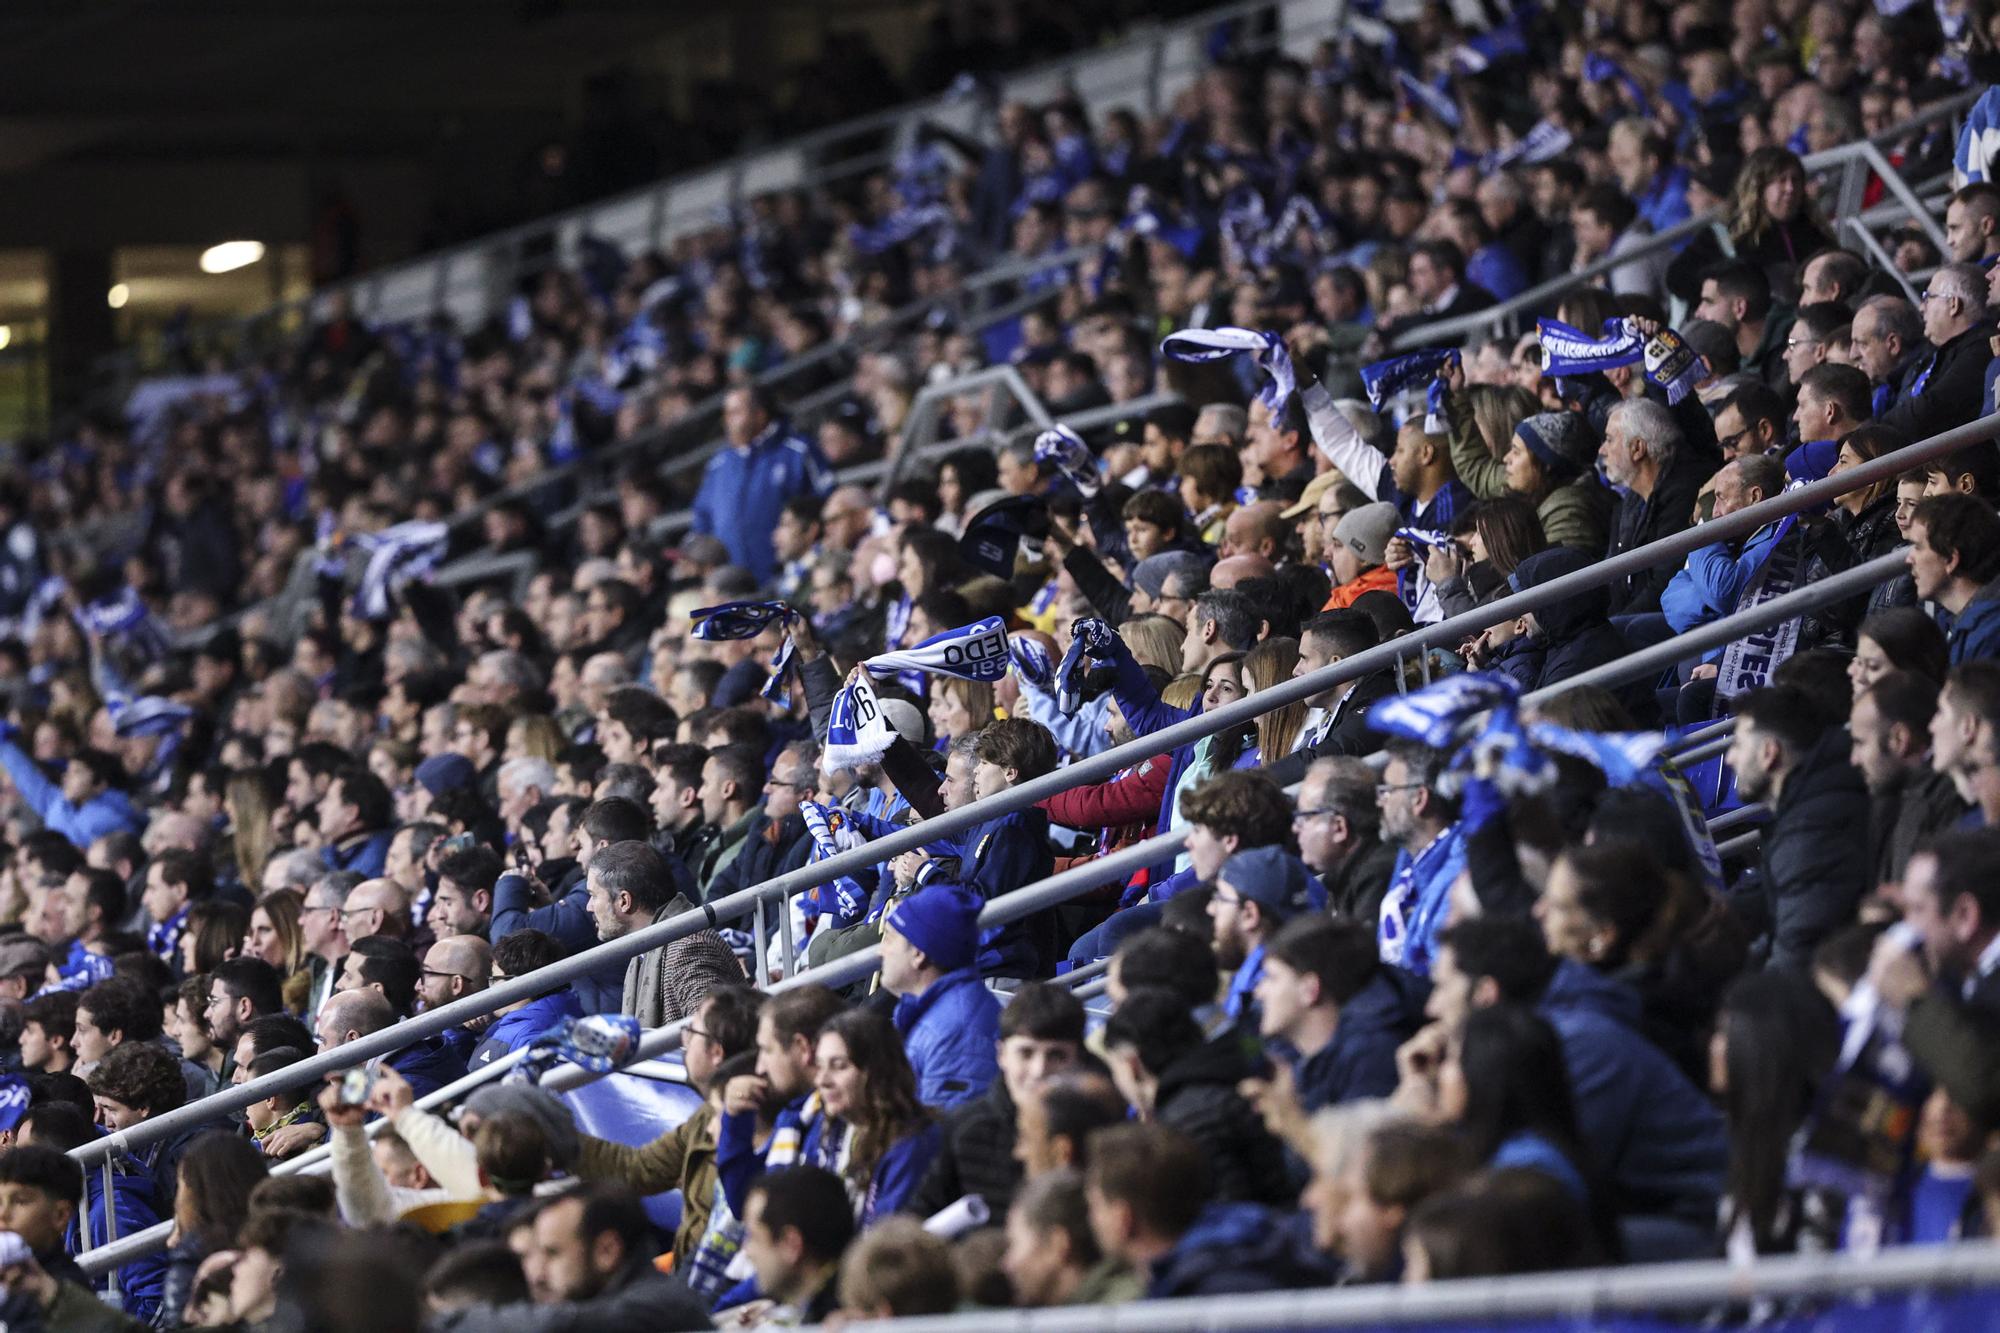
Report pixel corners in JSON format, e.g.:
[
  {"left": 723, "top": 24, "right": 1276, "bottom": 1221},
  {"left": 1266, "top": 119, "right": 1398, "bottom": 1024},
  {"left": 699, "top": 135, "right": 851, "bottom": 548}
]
[
  {"left": 1292, "top": 757, "right": 1399, "bottom": 934},
  {"left": 298, "top": 872, "right": 361, "bottom": 1025},
  {"left": 1880, "top": 263, "right": 1995, "bottom": 444},
  {"left": 1373, "top": 741, "right": 1467, "bottom": 979}
]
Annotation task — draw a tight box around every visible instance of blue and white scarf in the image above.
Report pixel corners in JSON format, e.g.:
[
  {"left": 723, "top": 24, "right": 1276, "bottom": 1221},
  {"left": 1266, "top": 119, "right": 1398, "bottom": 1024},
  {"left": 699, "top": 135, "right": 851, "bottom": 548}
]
[
  {"left": 690, "top": 601, "right": 793, "bottom": 640},
  {"left": 1054, "top": 618, "right": 1117, "bottom": 716},
  {"left": 350, "top": 521, "right": 450, "bottom": 621},
  {"left": 1361, "top": 350, "right": 1455, "bottom": 432},
  {"left": 1367, "top": 671, "right": 1520, "bottom": 749},
  {"left": 75, "top": 589, "right": 170, "bottom": 667},
  {"left": 1034, "top": 426, "right": 1099, "bottom": 496},
  {"left": 1160, "top": 326, "right": 1297, "bottom": 415},
  {"left": 1009, "top": 638, "right": 1056, "bottom": 692},
  {"left": 1539, "top": 317, "right": 1704, "bottom": 404},
  {"left": 110, "top": 695, "right": 195, "bottom": 789},
  {"left": 862, "top": 616, "right": 1010, "bottom": 684},
  {"left": 1582, "top": 53, "right": 1651, "bottom": 115},
  {"left": 1523, "top": 723, "right": 1671, "bottom": 786},
  {"left": 1395, "top": 70, "right": 1462, "bottom": 128}
]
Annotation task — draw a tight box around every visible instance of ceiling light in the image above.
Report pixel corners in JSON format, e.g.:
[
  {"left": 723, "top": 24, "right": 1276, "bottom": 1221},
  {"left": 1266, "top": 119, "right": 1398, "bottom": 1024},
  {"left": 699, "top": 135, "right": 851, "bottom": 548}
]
[
  {"left": 107, "top": 284, "right": 129, "bottom": 309},
  {"left": 199, "top": 241, "right": 265, "bottom": 274}
]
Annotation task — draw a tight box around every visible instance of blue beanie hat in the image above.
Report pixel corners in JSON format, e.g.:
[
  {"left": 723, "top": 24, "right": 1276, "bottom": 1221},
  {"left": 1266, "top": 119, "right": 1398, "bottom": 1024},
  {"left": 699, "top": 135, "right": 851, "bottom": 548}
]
[
  {"left": 1514, "top": 411, "right": 1597, "bottom": 485},
  {"left": 415, "top": 752, "right": 475, "bottom": 796},
  {"left": 1218, "top": 846, "right": 1313, "bottom": 924},
  {"left": 885, "top": 884, "right": 983, "bottom": 972}
]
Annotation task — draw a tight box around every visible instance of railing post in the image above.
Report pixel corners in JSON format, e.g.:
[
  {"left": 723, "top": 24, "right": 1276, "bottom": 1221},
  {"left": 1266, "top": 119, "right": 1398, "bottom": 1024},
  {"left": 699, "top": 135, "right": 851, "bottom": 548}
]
[{"left": 101, "top": 1156, "right": 120, "bottom": 1309}]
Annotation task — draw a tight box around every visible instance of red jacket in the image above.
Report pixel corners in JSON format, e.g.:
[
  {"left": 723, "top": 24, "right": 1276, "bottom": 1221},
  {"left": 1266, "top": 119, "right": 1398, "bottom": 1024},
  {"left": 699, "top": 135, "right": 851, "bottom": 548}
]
[{"left": 1039, "top": 753, "right": 1173, "bottom": 898}]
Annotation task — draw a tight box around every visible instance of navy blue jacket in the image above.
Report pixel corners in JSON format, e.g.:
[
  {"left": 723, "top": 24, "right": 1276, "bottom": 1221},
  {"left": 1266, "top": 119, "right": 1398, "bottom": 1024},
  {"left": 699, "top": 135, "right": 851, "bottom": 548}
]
[
  {"left": 471, "top": 990, "right": 586, "bottom": 1066},
  {"left": 1951, "top": 580, "right": 2000, "bottom": 665},
  {"left": 322, "top": 828, "right": 394, "bottom": 878},
  {"left": 388, "top": 1033, "right": 471, "bottom": 1101},
  {"left": 491, "top": 869, "right": 625, "bottom": 1014},
  {"left": 1537, "top": 961, "right": 1727, "bottom": 1224},
  {"left": 1145, "top": 1202, "right": 1337, "bottom": 1299},
  {"left": 73, "top": 1152, "right": 165, "bottom": 1325},
  {"left": 892, "top": 967, "right": 1001, "bottom": 1108},
  {"left": 1291, "top": 965, "right": 1429, "bottom": 1111}
]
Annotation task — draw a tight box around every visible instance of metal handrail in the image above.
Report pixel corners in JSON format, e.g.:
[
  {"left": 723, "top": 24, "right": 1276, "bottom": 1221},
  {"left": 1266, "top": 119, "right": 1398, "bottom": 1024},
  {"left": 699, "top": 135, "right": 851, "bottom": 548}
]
[
  {"left": 1389, "top": 87, "right": 1981, "bottom": 352},
  {"left": 834, "top": 1241, "right": 2000, "bottom": 1332},
  {"left": 67, "top": 405, "right": 2000, "bottom": 1177}
]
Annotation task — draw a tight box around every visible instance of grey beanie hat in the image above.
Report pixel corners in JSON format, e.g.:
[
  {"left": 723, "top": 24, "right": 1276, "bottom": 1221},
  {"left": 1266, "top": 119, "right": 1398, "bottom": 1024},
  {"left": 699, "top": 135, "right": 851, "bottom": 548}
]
[
  {"left": 1514, "top": 411, "right": 1598, "bottom": 483},
  {"left": 462, "top": 1083, "right": 581, "bottom": 1170},
  {"left": 1133, "top": 550, "right": 1212, "bottom": 599}
]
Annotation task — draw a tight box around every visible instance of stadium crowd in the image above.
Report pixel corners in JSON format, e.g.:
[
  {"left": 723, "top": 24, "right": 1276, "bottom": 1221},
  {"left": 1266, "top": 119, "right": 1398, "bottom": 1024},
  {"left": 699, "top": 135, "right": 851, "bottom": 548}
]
[{"left": 0, "top": 0, "right": 1997, "bottom": 1327}]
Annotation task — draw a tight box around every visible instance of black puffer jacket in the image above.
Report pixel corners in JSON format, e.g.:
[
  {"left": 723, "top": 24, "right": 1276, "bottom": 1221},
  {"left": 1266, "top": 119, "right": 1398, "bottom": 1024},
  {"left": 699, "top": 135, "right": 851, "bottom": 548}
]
[
  {"left": 1153, "top": 1029, "right": 1293, "bottom": 1207},
  {"left": 1512, "top": 548, "right": 1651, "bottom": 721},
  {"left": 903, "top": 1080, "right": 1025, "bottom": 1221},
  {"left": 1730, "top": 731, "right": 1871, "bottom": 972},
  {"left": 1607, "top": 447, "right": 1719, "bottom": 617}
]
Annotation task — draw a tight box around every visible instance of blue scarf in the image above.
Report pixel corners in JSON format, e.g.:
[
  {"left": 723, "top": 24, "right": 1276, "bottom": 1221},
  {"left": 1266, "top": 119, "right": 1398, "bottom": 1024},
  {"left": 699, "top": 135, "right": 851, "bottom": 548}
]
[
  {"left": 350, "top": 521, "right": 450, "bottom": 621},
  {"left": 1160, "top": 326, "right": 1297, "bottom": 414},
  {"left": 1361, "top": 350, "right": 1455, "bottom": 432}
]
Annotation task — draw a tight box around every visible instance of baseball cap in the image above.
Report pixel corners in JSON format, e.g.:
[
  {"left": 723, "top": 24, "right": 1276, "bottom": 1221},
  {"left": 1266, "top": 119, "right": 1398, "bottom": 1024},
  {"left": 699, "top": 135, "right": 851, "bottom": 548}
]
[
  {"left": 1218, "top": 846, "right": 1314, "bottom": 924},
  {"left": 1281, "top": 470, "right": 1342, "bottom": 520}
]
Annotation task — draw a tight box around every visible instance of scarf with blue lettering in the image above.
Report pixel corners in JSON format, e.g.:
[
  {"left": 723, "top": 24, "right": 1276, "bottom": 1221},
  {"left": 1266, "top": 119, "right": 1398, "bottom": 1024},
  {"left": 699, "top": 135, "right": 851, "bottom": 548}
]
[
  {"left": 1160, "top": 327, "right": 1297, "bottom": 415},
  {"left": 1361, "top": 350, "right": 1455, "bottom": 432},
  {"left": 1540, "top": 318, "right": 1704, "bottom": 405},
  {"left": 351, "top": 521, "right": 450, "bottom": 621},
  {"left": 864, "top": 616, "right": 1010, "bottom": 684}
]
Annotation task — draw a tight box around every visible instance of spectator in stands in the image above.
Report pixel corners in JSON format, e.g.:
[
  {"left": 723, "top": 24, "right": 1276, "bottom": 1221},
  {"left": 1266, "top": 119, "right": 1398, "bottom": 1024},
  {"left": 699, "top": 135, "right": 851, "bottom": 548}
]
[
  {"left": 20, "top": 993, "right": 75, "bottom": 1074},
  {"left": 1710, "top": 383, "right": 1787, "bottom": 461},
  {"left": 880, "top": 883, "right": 999, "bottom": 1109},
  {"left": 1271, "top": 612, "right": 1396, "bottom": 781},
  {"left": 740, "top": 1166, "right": 856, "bottom": 1326},
  {"left": 139, "top": 847, "right": 209, "bottom": 974},
  {"left": 1374, "top": 741, "right": 1465, "bottom": 977},
  {"left": 314, "top": 987, "right": 467, "bottom": 1100},
  {"left": 1257, "top": 914, "right": 1423, "bottom": 1112},
  {"left": 1208, "top": 846, "right": 1315, "bottom": 1023},
  {"left": 1792, "top": 363, "right": 1872, "bottom": 451},
  {"left": 317, "top": 770, "right": 395, "bottom": 878},
  {"left": 0, "top": 1143, "right": 94, "bottom": 1288},
  {"left": 1881, "top": 264, "right": 1996, "bottom": 442},
  {"left": 585, "top": 839, "right": 741, "bottom": 1027},
  {"left": 1852, "top": 295, "right": 1932, "bottom": 418},
  {"left": 690, "top": 386, "right": 835, "bottom": 584},
  {"left": 429, "top": 846, "right": 499, "bottom": 939},
  {"left": 1084, "top": 1122, "right": 1328, "bottom": 1298},
  {"left": 472, "top": 931, "right": 582, "bottom": 1065},
  {"left": 716, "top": 984, "right": 846, "bottom": 1218},
  {"left": 202, "top": 957, "right": 283, "bottom": 1077},
  {"left": 1726, "top": 685, "right": 1871, "bottom": 971},
  {"left": 1907, "top": 495, "right": 2000, "bottom": 662},
  {"left": 1602, "top": 399, "right": 1715, "bottom": 616},
  {"left": 1291, "top": 756, "right": 1398, "bottom": 930},
  {"left": 1933, "top": 662, "right": 2000, "bottom": 827},
  {"left": 1100, "top": 987, "right": 1288, "bottom": 1206},
  {"left": 1003, "top": 1168, "right": 1135, "bottom": 1306},
  {"left": 1329, "top": 1120, "right": 1474, "bottom": 1282},
  {"left": 1853, "top": 672, "right": 1967, "bottom": 888},
  {"left": 1869, "top": 830, "right": 2000, "bottom": 1127},
  {"left": 1944, "top": 183, "right": 2000, "bottom": 266},
  {"left": 906, "top": 981, "right": 1082, "bottom": 1221}
]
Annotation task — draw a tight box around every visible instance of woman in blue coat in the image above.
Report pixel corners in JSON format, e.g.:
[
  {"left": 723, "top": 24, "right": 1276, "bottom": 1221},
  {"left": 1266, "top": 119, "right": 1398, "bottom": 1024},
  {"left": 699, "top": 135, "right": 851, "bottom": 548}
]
[{"left": 805, "top": 1008, "right": 940, "bottom": 1227}]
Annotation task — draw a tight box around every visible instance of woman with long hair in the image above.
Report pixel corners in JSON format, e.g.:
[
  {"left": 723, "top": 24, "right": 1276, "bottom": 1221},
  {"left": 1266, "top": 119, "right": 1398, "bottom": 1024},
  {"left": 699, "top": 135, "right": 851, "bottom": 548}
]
[
  {"left": 179, "top": 900, "right": 249, "bottom": 978},
  {"left": 926, "top": 676, "right": 995, "bottom": 751},
  {"left": 245, "top": 891, "right": 311, "bottom": 1013},
  {"left": 226, "top": 767, "right": 282, "bottom": 891},
  {"left": 166, "top": 1132, "right": 270, "bottom": 1323},
  {"left": 504, "top": 713, "right": 565, "bottom": 764},
  {"left": 1799, "top": 423, "right": 1920, "bottom": 645},
  {"left": 1668, "top": 147, "right": 1829, "bottom": 303},
  {"left": 1184, "top": 652, "right": 1254, "bottom": 776},
  {"left": 1849, "top": 606, "right": 1950, "bottom": 695},
  {"left": 1434, "top": 497, "right": 1548, "bottom": 617},
  {"left": 808, "top": 1009, "right": 939, "bottom": 1225},
  {"left": 1711, "top": 971, "right": 1842, "bottom": 1257},
  {"left": 1243, "top": 637, "right": 1305, "bottom": 764}
]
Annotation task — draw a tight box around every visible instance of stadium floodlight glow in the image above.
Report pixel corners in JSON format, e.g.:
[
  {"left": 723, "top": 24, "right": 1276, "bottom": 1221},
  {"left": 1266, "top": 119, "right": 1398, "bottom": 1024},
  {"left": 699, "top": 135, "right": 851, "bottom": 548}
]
[
  {"left": 106, "top": 284, "right": 129, "bottom": 309},
  {"left": 198, "top": 240, "right": 265, "bottom": 274},
  {"left": 0, "top": 327, "right": 13, "bottom": 351}
]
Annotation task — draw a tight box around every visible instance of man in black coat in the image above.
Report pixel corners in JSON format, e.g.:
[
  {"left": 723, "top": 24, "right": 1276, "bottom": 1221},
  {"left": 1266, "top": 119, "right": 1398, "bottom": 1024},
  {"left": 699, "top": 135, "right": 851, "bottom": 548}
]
[
  {"left": 1725, "top": 685, "right": 1871, "bottom": 972},
  {"left": 1266, "top": 610, "right": 1399, "bottom": 788},
  {"left": 1601, "top": 398, "right": 1722, "bottom": 616},
  {"left": 1879, "top": 263, "right": 1995, "bottom": 444}
]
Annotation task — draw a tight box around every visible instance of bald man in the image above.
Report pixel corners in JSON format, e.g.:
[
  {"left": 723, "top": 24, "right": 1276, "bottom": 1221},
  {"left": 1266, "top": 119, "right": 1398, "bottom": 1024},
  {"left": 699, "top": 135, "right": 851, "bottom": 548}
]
[
  {"left": 343, "top": 879, "right": 410, "bottom": 942},
  {"left": 141, "top": 812, "right": 207, "bottom": 857},
  {"left": 1211, "top": 554, "right": 1277, "bottom": 590},
  {"left": 315, "top": 978, "right": 467, "bottom": 1098},
  {"left": 418, "top": 936, "right": 491, "bottom": 1014},
  {"left": 1220, "top": 501, "right": 1288, "bottom": 562}
]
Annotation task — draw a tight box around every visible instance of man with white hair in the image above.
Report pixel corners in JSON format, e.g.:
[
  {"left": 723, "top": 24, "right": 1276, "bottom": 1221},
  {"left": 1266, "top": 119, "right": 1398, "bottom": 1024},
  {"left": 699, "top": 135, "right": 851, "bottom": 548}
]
[
  {"left": 1851, "top": 295, "right": 1931, "bottom": 418},
  {"left": 1601, "top": 398, "right": 1719, "bottom": 616},
  {"left": 471, "top": 650, "right": 544, "bottom": 710},
  {"left": 1881, "top": 263, "right": 1996, "bottom": 442},
  {"left": 497, "top": 757, "right": 557, "bottom": 838}
]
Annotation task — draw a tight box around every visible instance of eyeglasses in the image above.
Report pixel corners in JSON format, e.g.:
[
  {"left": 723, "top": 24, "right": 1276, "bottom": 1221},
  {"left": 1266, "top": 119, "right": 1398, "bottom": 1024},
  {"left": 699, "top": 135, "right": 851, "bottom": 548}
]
[
  {"left": 1375, "top": 782, "right": 1425, "bottom": 799},
  {"left": 1784, "top": 336, "right": 1819, "bottom": 351},
  {"left": 338, "top": 907, "right": 375, "bottom": 919},
  {"left": 421, "top": 969, "right": 470, "bottom": 983},
  {"left": 765, "top": 778, "right": 809, "bottom": 791},
  {"left": 1210, "top": 891, "right": 1243, "bottom": 908},
  {"left": 1291, "top": 806, "right": 1338, "bottom": 822},
  {"left": 1715, "top": 428, "right": 1753, "bottom": 455},
  {"left": 300, "top": 904, "right": 337, "bottom": 917}
]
